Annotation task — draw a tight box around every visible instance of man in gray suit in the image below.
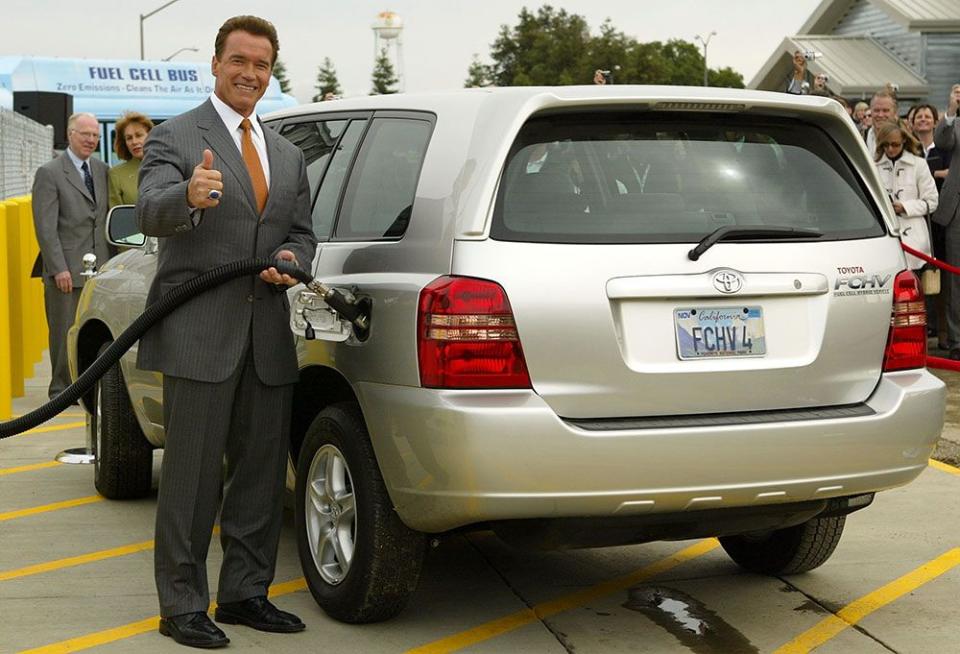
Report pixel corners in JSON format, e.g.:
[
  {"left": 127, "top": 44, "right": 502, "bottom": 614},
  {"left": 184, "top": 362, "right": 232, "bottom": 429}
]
[
  {"left": 136, "top": 15, "right": 316, "bottom": 649},
  {"left": 933, "top": 85, "right": 960, "bottom": 359},
  {"left": 31, "top": 113, "right": 110, "bottom": 399}
]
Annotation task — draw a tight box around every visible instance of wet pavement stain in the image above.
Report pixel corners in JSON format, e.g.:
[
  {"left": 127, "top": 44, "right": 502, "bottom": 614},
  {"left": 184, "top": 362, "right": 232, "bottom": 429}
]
[
  {"left": 793, "top": 599, "right": 829, "bottom": 614},
  {"left": 623, "top": 585, "right": 759, "bottom": 653}
]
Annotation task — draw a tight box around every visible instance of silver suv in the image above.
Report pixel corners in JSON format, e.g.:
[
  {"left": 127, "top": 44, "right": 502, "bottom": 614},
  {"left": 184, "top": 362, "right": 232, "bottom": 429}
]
[{"left": 68, "top": 86, "right": 945, "bottom": 623}]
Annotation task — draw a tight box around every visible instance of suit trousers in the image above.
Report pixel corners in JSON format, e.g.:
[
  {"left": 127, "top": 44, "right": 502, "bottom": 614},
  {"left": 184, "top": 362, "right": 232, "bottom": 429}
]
[
  {"left": 154, "top": 346, "right": 293, "bottom": 618},
  {"left": 43, "top": 284, "right": 81, "bottom": 399},
  {"left": 946, "top": 227, "right": 960, "bottom": 349}
]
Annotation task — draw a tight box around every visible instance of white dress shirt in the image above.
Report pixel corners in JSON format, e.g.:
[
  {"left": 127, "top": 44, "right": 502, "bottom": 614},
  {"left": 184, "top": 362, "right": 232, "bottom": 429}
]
[
  {"left": 65, "top": 147, "right": 93, "bottom": 178},
  {"left": 209, "top": 92, "right": 271, "bottom": 187}
]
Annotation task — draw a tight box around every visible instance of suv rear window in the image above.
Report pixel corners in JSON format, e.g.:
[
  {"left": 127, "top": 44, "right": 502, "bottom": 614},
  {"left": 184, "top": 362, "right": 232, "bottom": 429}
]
[{"left": 492, "top": 113, "right": 885, "bottom": 244}]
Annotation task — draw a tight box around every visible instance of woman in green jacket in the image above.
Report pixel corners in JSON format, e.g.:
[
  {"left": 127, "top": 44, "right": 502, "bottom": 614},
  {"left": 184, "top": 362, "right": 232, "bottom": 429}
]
[{"left": 108, "top": 112, "right": 154, "bottom": 207}]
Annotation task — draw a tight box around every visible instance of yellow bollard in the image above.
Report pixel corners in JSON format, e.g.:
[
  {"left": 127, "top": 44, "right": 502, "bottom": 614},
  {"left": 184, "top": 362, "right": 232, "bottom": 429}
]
[
  {"left": 2, "top": 200, "right": 24, "bottom": 398},
  {"left": 28, "top": 202, "right": 48, "bottom": 368},
  {"left": 0, "top": 203, "right": 12, "bottom": 418},
  {"left": 10, "top": 199, "right": 35, "bottom": 380},
  {"left": 19, "top": 197, "right": 44, "bottom": 368}
]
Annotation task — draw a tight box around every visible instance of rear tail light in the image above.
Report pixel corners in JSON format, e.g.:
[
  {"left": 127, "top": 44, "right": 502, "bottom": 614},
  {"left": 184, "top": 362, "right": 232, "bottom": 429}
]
[
  {"left": 882, "top": 270, "right": 926, "bottom": 371},
  {"left": 418, "top": 276, "right": 531, "bottom": 389}
]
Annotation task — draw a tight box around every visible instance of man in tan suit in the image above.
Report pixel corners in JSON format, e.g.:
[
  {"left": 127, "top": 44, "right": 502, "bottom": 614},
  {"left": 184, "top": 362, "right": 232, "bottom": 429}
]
[{"left": 31, "top": 113, "right": 110, "bottom": 399}]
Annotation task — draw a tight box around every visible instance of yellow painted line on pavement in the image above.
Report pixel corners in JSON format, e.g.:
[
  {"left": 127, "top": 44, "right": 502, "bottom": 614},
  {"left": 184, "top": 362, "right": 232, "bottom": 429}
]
[
  {"left": 0, "top": 528, "right": 218, "bottom": 583},
  {"left": 774, "top": 547, "right": 960, "bottom": 654},
  {"left": 0, "top": 461, "right": 60, "bottom": 476},
  {"left": 0, "top": 539, "right": 154, "bottom": 582},
  {"left": 929, "top": 458, "right": 960, "bottom": 477},
  {"left": 19, "top": 577, "right": 307, "bottom": 653},
  {"left": 405, "top": 538, "right": 719, "bottom": 654},
  {"left": 17, "top": 421, "right": 86, "bottom": 437},
  {"left": 0, "top": 495, "right": 103, "bottom": 522}
]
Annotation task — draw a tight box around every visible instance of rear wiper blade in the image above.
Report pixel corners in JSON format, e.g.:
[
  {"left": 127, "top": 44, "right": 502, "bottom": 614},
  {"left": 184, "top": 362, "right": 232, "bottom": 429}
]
[{"left": 688, "top": 225, "right": 823, "bottom": 261}]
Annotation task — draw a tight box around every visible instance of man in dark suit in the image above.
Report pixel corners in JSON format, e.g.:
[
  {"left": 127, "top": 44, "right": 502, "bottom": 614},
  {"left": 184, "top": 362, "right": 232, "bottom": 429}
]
[
  {"left": 31, "top": 113, "right": 110, "bottom": 399},
  {"left": 136, "top": 15, "right": 316, "bottom": 649},
  {"left": 932, "top": 85, "right": 960, "bottom": 359}
]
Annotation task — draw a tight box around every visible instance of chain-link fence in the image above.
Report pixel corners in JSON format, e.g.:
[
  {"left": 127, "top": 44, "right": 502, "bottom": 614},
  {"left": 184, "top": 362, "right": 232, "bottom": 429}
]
[{"left": 0, "top": 109, "right": 54, "bottom": 200}]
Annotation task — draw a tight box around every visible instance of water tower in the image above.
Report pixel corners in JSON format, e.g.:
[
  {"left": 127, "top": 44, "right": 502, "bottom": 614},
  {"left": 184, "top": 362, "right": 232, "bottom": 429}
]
[{"left": 372, "top": 10, "right": 405, "bottom": 92}]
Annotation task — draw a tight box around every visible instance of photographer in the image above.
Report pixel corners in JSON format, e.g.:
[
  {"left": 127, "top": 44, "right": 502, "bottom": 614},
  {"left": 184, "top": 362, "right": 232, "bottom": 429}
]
[
  {"left": 786, "top": 51, "right": 809, "bottom": 95},
  {"left": 811, "top": 73, "right": 830, "bottom": 97},
  {"left": 594, "top": 69, "right": 612, "bottom": 85}
]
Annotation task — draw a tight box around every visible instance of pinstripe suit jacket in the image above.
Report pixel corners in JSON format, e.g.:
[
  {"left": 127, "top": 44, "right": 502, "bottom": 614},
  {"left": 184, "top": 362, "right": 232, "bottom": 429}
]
[
  {"left": 932, "top": 117, "right": 960, "bottom": 229},
  {"left": 135, "top": 99, "right": 316, "bottom": 385},
  {"left": 31, "top": 152, "right": 110, "bottom": 286}
]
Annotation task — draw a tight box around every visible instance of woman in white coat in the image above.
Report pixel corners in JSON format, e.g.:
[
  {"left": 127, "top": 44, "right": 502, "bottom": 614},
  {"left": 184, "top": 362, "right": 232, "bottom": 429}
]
[{"left": 874, "top": 121, "right": 939, "bottom": 270}]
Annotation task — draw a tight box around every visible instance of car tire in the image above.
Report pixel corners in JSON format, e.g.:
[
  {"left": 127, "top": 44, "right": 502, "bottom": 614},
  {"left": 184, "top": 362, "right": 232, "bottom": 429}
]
[
  {"left": 719, "top": 515, "right": 846, "bottom": 575},
  {"left": 295, "top": 402, "right": 425, "bottom": 623},
  {"left": 92, "top": 342, "right": 153, "bottom": 499}
]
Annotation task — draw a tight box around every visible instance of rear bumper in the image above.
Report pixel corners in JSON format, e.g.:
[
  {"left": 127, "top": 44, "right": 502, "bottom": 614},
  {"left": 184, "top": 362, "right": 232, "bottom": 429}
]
[{"left": 356, "top": 369, "right": 945, "bottom": 532}]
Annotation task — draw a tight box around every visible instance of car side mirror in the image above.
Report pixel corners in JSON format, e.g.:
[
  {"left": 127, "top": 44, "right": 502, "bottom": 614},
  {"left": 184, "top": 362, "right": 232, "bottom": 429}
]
[{"left": 106, "top": 205, "right": 146, "bottom": 248}]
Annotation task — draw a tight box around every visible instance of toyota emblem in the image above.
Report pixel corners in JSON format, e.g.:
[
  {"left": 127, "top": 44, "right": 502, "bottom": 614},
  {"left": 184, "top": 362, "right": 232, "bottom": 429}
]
[{"left": 712, "top": 270, "right": 744, "bottom": 294}]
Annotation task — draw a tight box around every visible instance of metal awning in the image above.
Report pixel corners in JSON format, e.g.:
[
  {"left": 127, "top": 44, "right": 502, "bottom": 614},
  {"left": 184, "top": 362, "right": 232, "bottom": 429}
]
[{"left": 749, "top": 35, "right": 928, "bottom": 98}]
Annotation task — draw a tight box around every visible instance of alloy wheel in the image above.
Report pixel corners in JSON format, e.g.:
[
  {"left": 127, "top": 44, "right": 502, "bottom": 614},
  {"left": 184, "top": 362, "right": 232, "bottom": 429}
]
[{"left": 304, "top": 443, "right": 357, "bottom": 585}]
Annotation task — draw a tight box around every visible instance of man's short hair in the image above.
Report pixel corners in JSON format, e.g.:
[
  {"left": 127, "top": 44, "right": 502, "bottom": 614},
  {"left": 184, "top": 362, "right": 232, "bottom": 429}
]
[
  {"left": 214, "top": 15, "right": 279, "bottom": 65},
  {"left": 870, "top": 90, "right": 898, "bottom": 110},
  {"left": 113, "top": 112, "right": 155, "bottom": 160},
  {"left": 66, "top": 112, "right": 97, "bottom": 132}
]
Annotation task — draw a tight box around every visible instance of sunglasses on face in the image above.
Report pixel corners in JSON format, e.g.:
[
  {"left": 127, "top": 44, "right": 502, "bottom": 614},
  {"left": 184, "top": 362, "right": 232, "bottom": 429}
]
[{"left": 882, "top": 141, "right": 904, "bottom": 148}]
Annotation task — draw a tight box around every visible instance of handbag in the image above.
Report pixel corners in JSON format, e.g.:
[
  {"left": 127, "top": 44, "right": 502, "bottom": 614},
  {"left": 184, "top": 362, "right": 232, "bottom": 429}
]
[
  {"left": 922, "top": 266, "right": 940, "bottom": 295},
  {"left": 922, "top": 201, "right": 940, "bottom": 295}
]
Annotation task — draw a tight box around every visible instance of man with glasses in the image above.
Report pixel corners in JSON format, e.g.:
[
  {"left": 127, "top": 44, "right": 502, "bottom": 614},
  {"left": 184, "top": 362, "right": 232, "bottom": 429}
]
[{"left": 31, "top": 113, "right": 110, "bottom": 399}]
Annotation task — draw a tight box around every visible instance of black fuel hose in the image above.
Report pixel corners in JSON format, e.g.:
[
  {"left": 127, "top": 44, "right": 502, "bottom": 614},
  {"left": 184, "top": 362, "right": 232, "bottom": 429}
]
[{"left": 0, "top": 258, "right": 368, "bottom": 439}]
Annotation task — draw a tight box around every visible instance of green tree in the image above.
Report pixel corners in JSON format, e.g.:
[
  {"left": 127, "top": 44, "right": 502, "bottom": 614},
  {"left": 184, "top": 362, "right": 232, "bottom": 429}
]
[
  {"left": 464, "top": 54, "right": 493, "bottom": 88},
  {"left": 581, "top": 20, "right": 634, "bottom": 84},
  {"left": 371, "top": 48, "right": 399, "bottom": 95},
  {"left": 272, "top": 58, "right": 292, "bottom": 94},
  {"left": 708, "top": 66, "right": 746, "bottom": 88},
  {"left": 488, "top": 6, "right": 591, "bottom": 86},
  {"left": 473, "top": 5, "right": 745, "bottom": 88},
  {"left": 313, "top": 57, "right": 343, "bottom": 102}
]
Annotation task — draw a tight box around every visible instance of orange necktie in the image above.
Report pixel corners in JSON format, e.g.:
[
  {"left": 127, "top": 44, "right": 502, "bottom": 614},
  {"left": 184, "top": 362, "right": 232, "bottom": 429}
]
[{"left": 240, "top": 118, "right": 268, "bottom": 213}]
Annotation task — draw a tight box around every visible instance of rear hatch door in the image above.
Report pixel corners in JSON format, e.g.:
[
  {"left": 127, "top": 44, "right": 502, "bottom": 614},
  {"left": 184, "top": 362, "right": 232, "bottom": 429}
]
[{"left": 454, "top": 111, "right": 896, "bottom": 419}]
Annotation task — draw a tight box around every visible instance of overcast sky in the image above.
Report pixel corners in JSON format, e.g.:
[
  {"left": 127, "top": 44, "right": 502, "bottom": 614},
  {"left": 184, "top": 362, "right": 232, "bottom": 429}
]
[{"left": 4, "top": 0, "right": 823, "bottom": 101}]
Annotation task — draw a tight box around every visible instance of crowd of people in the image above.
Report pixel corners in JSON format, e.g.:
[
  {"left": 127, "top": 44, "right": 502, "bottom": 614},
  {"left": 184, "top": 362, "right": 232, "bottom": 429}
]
[
  {"left": 794, "top": 71, "right": 960, "bottom": 358},
  {"left": 862, "top": 84, "right": 960, "bottom": 359}
]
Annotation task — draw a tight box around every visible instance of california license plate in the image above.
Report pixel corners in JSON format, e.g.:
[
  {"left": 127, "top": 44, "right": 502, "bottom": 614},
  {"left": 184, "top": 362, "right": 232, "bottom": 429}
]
[{"left": 674, "top": 306, "right": 766, "bottom": 359}]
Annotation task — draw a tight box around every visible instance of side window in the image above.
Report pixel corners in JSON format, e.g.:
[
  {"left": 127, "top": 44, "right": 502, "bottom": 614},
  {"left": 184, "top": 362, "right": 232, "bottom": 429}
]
[
  {"left": 311, "top": 119, "right": 367, "bottom": 241},
  {"left": 334, "top": 118, "right": 432, "bottom": 241},
  {"left": 278, "top": 119, "right": 347, "bottom": 198}
]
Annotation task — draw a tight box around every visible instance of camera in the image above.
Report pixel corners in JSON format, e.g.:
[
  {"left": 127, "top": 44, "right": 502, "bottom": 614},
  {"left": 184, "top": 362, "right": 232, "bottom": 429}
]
[
  {"left": 600, "top": 70, "right": 613, "bottom": 84},
  {"left": 803, "top": 50, "right": 822, "bottom": 61}
]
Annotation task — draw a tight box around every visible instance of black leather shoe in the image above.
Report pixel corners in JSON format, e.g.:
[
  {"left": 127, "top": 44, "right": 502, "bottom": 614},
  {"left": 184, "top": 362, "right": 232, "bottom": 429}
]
[
  {"left": 215, "top": 596, "right": 305, "bottom": 633},
  {"left": 159, "top": 612, "right": 229, "bottom": 649}
]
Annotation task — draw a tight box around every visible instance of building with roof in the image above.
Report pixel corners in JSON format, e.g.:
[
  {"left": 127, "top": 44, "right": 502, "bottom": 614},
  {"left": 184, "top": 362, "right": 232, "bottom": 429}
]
[{"left": 749, "top": 0, "right": 960, "bottom": 109}]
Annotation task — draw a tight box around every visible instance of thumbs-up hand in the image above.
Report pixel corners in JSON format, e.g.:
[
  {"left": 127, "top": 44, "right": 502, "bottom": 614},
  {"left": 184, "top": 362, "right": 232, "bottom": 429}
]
[{"left": 187, "top": 148, "right": 223, "bottom": 209}]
